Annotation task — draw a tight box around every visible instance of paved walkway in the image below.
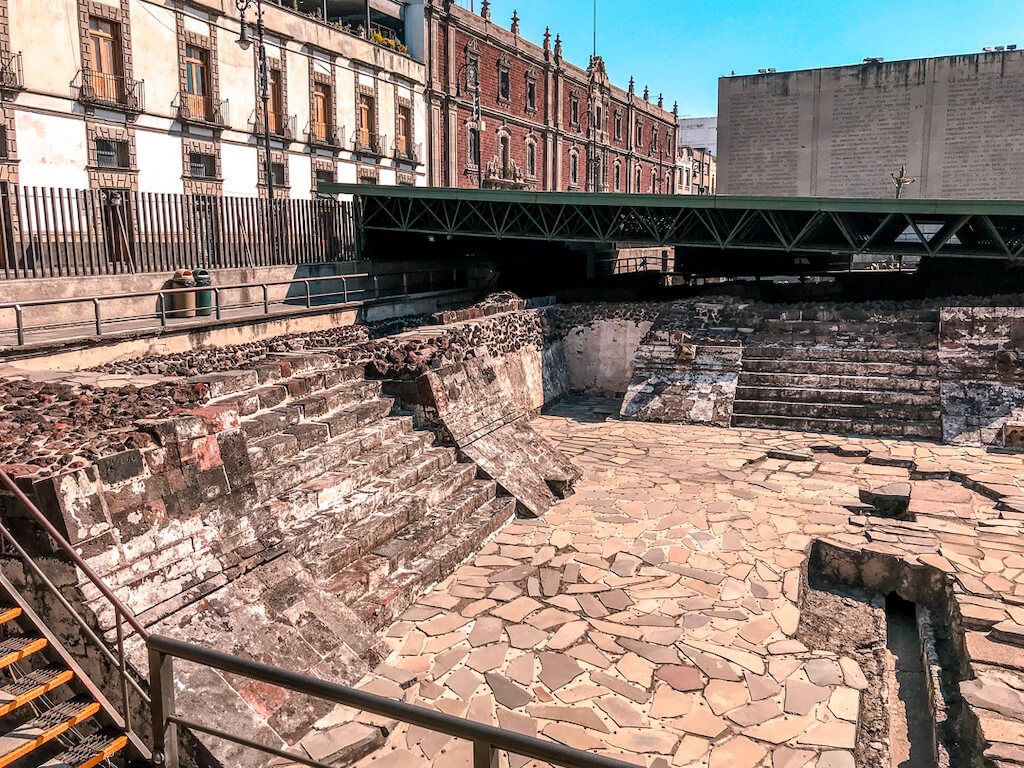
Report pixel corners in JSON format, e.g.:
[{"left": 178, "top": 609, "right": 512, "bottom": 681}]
[{"left": 304, "top": 399, "right": 1024, "bottom": 768}]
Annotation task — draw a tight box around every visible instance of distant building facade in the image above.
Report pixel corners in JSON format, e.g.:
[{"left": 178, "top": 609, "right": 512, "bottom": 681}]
[
  {"left": 2, "top": 0, "right": 428, "bottom": 198},
  {"left": 677, "top": 116, "right": 717, "bottom": 157},
  {"left": 422, "top": 0, "right": 681, "bottom": 193},
  {"left": 718, "top": 49, "right": 1024, "bottom": 198}
]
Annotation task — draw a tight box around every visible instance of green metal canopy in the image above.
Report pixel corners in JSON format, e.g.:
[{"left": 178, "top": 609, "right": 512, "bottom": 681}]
[{"left": 323, "top": 184, "right": 1024, "bottom": 263}]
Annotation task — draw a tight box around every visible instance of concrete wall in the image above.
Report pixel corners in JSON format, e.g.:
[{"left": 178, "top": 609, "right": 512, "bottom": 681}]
[{"left": 718, "top": 50, "right": 1024, "bottom": 198}]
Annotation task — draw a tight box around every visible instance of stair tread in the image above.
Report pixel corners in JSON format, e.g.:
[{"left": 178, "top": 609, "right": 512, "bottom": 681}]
[
  {"left": 0, "top": 695, "right": 99, "bottom": 767},
  {"left": 0, "top": 635, "right": 47, "bottom": 670},
  {"left": 38, "top": 728, "right": 128, "bottom": 768},
  {"left": 0, "top": 607, "right": 20, "bottom": 626},
  {"left": 0, "top": 665, "right": 73, "bottom": 716}
]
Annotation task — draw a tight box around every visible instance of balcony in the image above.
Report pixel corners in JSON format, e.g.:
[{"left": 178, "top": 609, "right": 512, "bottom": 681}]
[
  {"left": 393, "top": 140, "right": 422, "bottom": 165},
  {"left": 309, "top": 122, "right": 344, "bottom": 148},
  {"left": 351, "top": 131, "right": 385, "bottom": 156},
  {"left": 253, "top": 112, "right": 296, "bottom": 140},
  {"left": 482, "top": 156, "right": 528, "bottom": 190},
  {"left": 178, "top": 92, "right": 228, "bottom": 127},
  {"left": 77, "top": 69, "right": 145, "bottom": 113},
  {"left": 0, "top": 51, "right": 23, "bottom": 91}
]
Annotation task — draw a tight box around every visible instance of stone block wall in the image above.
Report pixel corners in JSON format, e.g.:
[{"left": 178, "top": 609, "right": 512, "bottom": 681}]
[{"left": 939, "top": 307, "right": 1024, "bottom": 446}]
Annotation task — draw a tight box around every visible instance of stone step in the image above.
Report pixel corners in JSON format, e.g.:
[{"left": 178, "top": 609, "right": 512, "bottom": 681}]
[
  {"left": 253, "top": 415, "right": 413, "bottom": 501},
  {"left": 299, "top": 455, "right": 474, "bottom": 581},
  {"left": 753, "top": 309, "right": 939, "bottom": 323},
  {"left": 351, "top": 496, "right": 517, "bottom": 632},
  {"left": 733, "top": 385, "right": 940, "bottom": 407},
  {"left": 731, "top": 412, "right": 942, "bottom": 440},
  {"left": 747, "top": 319, "right": 937, "bottom": 335},
  {"left": 740, "top": 358, "right": 938, "bottom": 377},
  {"left": 736, "top": 370, "right": 940, "bottom": 392},
  {"left": 732, "top": 398, "right": 942, "bottom": 422},
  {"left": 741, "top": 345, "right": 939, "bottom": 364},
  {"left": 247, "top": 397, "right": 394, "bottom": 472}
]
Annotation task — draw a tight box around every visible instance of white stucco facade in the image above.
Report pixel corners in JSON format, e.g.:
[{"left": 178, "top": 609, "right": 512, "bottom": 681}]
[{"left": 1, "top": 0, "right": 428, "bottom": 196}]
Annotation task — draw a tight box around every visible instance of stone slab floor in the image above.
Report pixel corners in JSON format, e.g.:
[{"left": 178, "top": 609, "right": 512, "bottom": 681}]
[{"left": 306, "top": 397, "right": 1024, "bottom": 768}]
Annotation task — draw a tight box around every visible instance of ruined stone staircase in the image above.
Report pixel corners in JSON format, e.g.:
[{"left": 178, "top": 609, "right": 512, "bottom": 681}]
[
  {"left": 0, "top": 598, "right": 127, "bottom": 768},
  {"left": 731, "top": 311, "right": 943, "bottom": 439},
  {"left": 207, "top": 351, "right": 517, "bottom": 631}
]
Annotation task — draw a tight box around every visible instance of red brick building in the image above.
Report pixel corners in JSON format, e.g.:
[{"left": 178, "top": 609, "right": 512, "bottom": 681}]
[{"left": 423, "top": 0, "right": 681, "bottom": 193}]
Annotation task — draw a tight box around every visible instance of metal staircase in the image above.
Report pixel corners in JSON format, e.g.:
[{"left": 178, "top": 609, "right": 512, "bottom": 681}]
[{"left": 0, "top": 573, "right": 129, "bottom": 768}]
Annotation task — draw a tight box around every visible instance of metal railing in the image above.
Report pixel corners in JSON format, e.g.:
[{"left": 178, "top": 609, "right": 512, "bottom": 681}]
[
  {"left": 77, "top": 68, "right": 145, "bottom": 112},
  {"left": 352, "top": 131, "right": 385, "bottom": 155},
  {"left": 0, "top": 463, "right": 639, "bottom": 768},
  {"left": 0, "top": 267, "right": 469, "bottom": 347},
  {"left": 178, "top": 92, "right": 228, "bottom": 125},
  {"left": 309, "top": 122, "right": 343, "bottom": 147},
  {"left": 0, "top": 51, "right": 23, "bottom": 91}
]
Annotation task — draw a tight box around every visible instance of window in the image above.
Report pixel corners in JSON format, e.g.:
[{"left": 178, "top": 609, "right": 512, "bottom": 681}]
[
  {"left": 467, "top": 58, "right": 479, "bottom": 88},
  {"left": 95, "top": 138, "right": 129, "bottom": 169},
  {"left": 595, "top": 105, "right": 602, "bottom": 132},
  {"left": 184, "top": 45, "right": 210, "bottom": 119},
  {"left": 188, "top": 152, "right": 216, "bottom": 178},
  {"left": 467, "top": 127, "right": 479, "bottom": 168},
  {"left": 268, "top": 67, "right": 284, "bottom": 135},
  {"left": 636, "top": 121, "right": 643, "bottom": 145},
  {"left": 570, "top": 96, "right": 579, "bottom": 128},
  {"left": 397, "top": 105, "right": 411, "bottom": 157},
  {"left": 685, "top": 167, "right": 691, "bottom": 187},
  {"left": 499, "top": 69, "right": 510, "bottom": 101},
  {"left": 614, "top": 163, "right": 621, "bottom": 191},
  {"left": 570, "top": 152, "right": 578, "bottom": 185},
  {"left": 615, "top": 113, "right": 622, "bottom": 141},
  {"left": 315, "top": 168, "right": 334, "bottom": 186},
  {"left": 88, "top": 17, "right": 122, "bottom": 103},
  {"left": 526, "top": 142, "right": 536, "bottom": 178},
  {"left": 0, "top": 126, "right": 8, "bottom": 160},
  {"left": 313, "top": 83, "right": 331, "bottom": 142},
  {"left": 526, "top": 80, "right": 536, "bottom": 111},
  {"left": 358, "top": 94, "right": 374, "bottom": 148},
  {"left": 635, "top": 166, "right": 642, "bottom": 191},
  {"left": 271, "top": 162, "right": 286, "bottom": 186}
]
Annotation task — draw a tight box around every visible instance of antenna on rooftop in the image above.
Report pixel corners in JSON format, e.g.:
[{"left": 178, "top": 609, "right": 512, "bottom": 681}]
[{"left": 593, "top": 0, "right": 597, "bottom": 58}]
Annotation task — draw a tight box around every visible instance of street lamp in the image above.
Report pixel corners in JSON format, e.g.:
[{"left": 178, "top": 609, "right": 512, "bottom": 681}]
[
  {"left": 455, "top": 61, "right": 483, "bottom": 189},
  {"left": 236, "top": 0, "right": 275, "bottom": 202}
]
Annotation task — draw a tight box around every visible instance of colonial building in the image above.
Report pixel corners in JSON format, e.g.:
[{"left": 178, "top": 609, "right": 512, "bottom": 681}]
[
  {"left": 1, "top": 0, "right": 428, "bottom": 198},
  {"left": 677, "top": 145, "right": 716, "bottom": 195},
  {"left": 421, "top": 0, "right": 681, "bottom": 193}
]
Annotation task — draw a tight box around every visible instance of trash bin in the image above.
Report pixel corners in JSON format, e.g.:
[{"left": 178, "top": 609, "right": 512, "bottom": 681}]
[
  {"left": 193, "top": 268, "right": 213, "bottom": 317},
  {"left": 169, "top": 268, "right": 196, "bottom": 319}
]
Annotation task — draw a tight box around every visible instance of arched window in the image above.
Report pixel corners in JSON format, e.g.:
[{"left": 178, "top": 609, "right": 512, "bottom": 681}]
[
  {"left": 635, "top": 165, "right": 642, "bottom": 192},
  {"left": 525, "top": 141, "right": 536, "bottom": 178},
  {"left": 570, "top": 151, "right": 579, "bottom": 185},
  {"left": 614, "top": 163, "right": 621, "bottom": 191}
]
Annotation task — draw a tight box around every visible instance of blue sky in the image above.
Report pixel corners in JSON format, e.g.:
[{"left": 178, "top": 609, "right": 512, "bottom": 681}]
[{"left": 459, "top": 0, "right": 1024, "bottom": 117}]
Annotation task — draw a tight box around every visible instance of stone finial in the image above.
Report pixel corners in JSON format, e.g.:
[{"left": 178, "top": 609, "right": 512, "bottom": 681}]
[
  {"left": 554, "top": 33, "right": 562, "bottom": 59},
  {"left": 628, "top": 76, "right": 635, "bottom": 95},
  {"left": 543, "top": 26, "right": 551, "bottom": 50},
  {"left": 643, "top": 85, "right": 649, "bottom": 101},
  {"left": 673, "top": 100, "right": 679, "bottom": 117},
  {"left": 511, "top": 9, "right": 520, "bottom": 35},
  {"left": 480, "top": 0, "right": 490, "bottom": 20}
]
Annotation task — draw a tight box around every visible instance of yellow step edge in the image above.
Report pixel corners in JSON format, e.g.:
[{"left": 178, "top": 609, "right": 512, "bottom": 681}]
[
  {"left": 0, "top": 608, "right": 21, "bottom": 626},
  {"left": 0, "top": 700, "right": 100, "bottom": 768},
  {"left": 67, "top": 734, "right": 128, "bottom": 768},
  {"left": 0, "top": 668, "right": 74, "bottom": 718},
  {"left": 0, "top": 637, "right": 47, "bottom": 671}
]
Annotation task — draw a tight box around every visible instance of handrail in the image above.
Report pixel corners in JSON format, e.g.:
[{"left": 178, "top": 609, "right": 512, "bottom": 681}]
[
  {"left": 0, "top": 469, "right": 148, "bottom": 639},
  {"left": 148, "top": 634, "right": 640, "bottom": 768}
]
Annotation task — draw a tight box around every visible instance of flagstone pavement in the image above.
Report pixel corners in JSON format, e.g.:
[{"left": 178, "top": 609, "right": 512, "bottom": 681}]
[{"left": 307, "top": 398, "right": 1024, "bottom": 768}]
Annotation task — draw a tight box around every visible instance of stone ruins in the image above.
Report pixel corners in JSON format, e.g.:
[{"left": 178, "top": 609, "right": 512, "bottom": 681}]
[{"left": 1, "top": 291, "right": 1023, "bottom": 768}]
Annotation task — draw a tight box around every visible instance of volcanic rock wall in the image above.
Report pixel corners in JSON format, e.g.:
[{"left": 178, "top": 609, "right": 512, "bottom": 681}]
[{"left": 940, "top": 307, "right": 1024, "bottom": 446}]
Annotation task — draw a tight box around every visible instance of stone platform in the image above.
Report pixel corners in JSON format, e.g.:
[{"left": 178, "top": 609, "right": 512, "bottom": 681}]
[{"left": 304, "top": 398, "right": 1024, "bottom": 768}]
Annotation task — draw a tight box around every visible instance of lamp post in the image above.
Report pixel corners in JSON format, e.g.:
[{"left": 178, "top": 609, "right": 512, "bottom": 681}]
[
  {"left": 236, "top": 0, "right": 274, "bottom": 202},
  {"left": 455, "top": 61, "right": 483, "bottom": 189}
]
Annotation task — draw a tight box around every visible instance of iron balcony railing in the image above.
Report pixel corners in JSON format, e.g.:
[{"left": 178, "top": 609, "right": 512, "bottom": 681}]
[
  {"left": 77, "top": 69, "right": 145, "bottom": 113},
  {"left": 309, "top": 121, "right": 344, "bottom": 147},
  {"left": 352, "top": 130, "right": 385, "bottom": 155},
  {"left": 0, "top": 51, "right": 24, "bottom": 91},
  {"left": 178, "top": 92, "right": 228, "bottom": 126},
  {"left": 393, "top": 140, "right": 421, "bottom": 164},
  {"left": 253, "top": 111, "right": 296, "bottom": 139},
  {"left": 0, "top": 466, "right": 639, "bottom": 768}
]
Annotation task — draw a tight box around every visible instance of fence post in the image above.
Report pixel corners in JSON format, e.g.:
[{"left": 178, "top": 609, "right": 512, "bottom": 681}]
[
  {"left": 214, "top": 288, "right": 221, "bottom": 320},
  {"left": 93, "top": 298, "right": 102, "bottom": 337},
  {"left": 342, "top": 277, "right": 348, "bottom": 303},
  {"left": 262, "top": 284, "right": 269, "bottom": 315},
  {"left": 472, "top": 741, "right": 497, "bottom": 768},
  {"left": 148, "top": 647, "right": 179, "bottom": 768},
  {"left": 158, "top": 293, "right": 166, "bottom": 327},
  {"left": 402, "top": 272, "right": 408, "bottom": 296},
  {"left": 304, "top": 280, "right": 311, "bottom": 308},
  {"left": 14, "top": 305, "right": 23, "bottom": 346}
]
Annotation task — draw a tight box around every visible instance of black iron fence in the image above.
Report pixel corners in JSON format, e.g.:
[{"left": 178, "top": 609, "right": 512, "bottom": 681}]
[{"left": 0, "top": 185, "right": 358, "bottom": 279}]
